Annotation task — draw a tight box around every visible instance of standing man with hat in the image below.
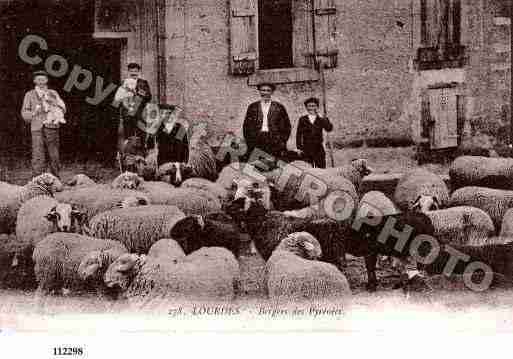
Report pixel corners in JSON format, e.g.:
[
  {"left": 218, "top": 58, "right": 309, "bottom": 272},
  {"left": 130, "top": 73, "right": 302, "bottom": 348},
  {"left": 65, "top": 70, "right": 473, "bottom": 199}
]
[
  {"left": 242, "top": 82, "right": 291, "bottom": 163},
  {"left": 114, "top": 62, "right": 152, "bottom": 143},
  {"left": 21, "top": 70, "right": 66, "bottom": 178},
  {"left": 296, "top": 97, "right": 333, "bottom": 168}
]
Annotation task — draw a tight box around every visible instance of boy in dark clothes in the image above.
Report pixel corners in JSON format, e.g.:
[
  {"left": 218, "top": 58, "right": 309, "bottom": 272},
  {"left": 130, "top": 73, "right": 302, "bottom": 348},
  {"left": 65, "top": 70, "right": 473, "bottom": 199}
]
[
  {"left": 296, "top": 97, "right": 333, "bottom": 168},
  {"left": 146, "top": 105, "right": 189, "bottom": 166}
]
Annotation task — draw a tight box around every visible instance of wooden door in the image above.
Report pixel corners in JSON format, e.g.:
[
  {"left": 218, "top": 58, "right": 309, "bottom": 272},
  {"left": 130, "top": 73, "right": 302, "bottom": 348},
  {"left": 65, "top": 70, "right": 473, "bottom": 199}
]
[{"left": 428, "top": 87, "right": 458, "bottom": 149}]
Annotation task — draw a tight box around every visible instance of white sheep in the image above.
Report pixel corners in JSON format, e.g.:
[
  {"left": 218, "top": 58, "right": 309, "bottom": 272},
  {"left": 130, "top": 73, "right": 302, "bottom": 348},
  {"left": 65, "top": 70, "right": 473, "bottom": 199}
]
[
  {"left": 449, "top": 156, "right": 513, "bottom": 190},
  {"left": 0, "top": 173, "right": 63, "bottom": 234},
  {"left": 450, "top": 186, "right": 513, "bottom": 231},
  {"left": 181, "top": 177, "right": 229, "bottom": 204},
  {"left": 139, "top": 182, "right": 222, "bottom": 216},
  {"left": 423, "top": 206, "right": 495, "bottom": 246},
  {"left": 394, "top": 168, "right": 449, "bottom": 212},
  {"left": 103, "top": 245, "right": 240, "bottom": 306},
  {"left": 87, "top": 205, "right": 186, "bottom": 253},
  {"left": 12, "top": 196, "right": 84, "bottom": 271},
  {"left": 55, "top": 184, "right": 148, "bottom": 222},
  {"left": 33, "top": 232, "right": 128, "bottom": 295},
  {"left": 266, "top": 232, "right": 351, "bottom": 303}
]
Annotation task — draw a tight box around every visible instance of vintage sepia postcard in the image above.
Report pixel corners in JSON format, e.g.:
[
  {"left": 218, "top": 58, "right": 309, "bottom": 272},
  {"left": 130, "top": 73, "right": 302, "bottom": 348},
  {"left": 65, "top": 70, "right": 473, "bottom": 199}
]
[{"left": 0, "top": 0, "right": 513, "bottom": 355}]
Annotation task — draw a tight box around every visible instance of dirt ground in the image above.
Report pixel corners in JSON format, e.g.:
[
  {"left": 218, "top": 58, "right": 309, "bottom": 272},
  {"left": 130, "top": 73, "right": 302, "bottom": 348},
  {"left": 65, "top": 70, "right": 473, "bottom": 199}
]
[{"left": 1, "top": 147, "right": 510, "bottom": 330}]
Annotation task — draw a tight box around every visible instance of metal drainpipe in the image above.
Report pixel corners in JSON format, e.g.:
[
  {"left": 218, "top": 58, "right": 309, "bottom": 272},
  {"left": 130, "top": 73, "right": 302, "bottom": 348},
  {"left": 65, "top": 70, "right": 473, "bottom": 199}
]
[{"left": 510, "top": 0, "right": 513, "bottom": 148}]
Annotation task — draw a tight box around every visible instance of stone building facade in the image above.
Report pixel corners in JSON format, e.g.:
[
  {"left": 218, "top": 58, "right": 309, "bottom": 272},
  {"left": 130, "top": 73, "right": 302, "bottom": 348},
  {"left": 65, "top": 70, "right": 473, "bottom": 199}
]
[
  {"left": 0, "top": 0, "right": 510, "bottom": 155},
  {"left": 106, "top": 0, "right": 509, "bottom": 149}
]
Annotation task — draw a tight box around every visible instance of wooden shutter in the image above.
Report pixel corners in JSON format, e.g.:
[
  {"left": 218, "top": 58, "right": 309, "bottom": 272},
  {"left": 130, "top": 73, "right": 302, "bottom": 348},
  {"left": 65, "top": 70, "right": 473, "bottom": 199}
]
[
  {"left": 428, "top": 88, "right": 458, "bottom": 149},
  {"left": 229, "top": 0, "right": 258, "bottom": 75},
  {"left": 421, "top": 0, "right": 460, "bottom": 48},
  {"left": 94, "top": 0, "right": 137, "bottom": 34},
  {"left": 313, "top": 0, "right": 338, "bottom": 68},
  {"left": 421, "top": 0, "right": 441, "bottom": 48}
]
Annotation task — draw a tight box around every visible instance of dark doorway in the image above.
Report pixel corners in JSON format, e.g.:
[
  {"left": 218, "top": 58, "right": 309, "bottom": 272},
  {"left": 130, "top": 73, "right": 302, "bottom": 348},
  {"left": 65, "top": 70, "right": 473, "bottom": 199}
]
[
  {"left": 0, "top": 0, "right": 122, "bottom": 162},
  {"left": 258, "top": 0, "right": 293, "bottom": 70}
]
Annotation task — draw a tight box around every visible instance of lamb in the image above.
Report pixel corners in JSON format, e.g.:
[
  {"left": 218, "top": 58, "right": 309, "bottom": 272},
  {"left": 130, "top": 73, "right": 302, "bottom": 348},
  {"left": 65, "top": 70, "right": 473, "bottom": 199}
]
[
  {"left": 422, "top": 206, "right": 495, "bottom": 246},
  {"left": 33, "top": 232, "right": 128, "bottom": 295},
  {"left": 266, "top": 232, "right": 351, "bottom": 302},
  {"left": 170, "top": 212, "right": 243, "bottom": 257},
  {"left": 157, "top": 138, "right": 218, "bottom": 186},
  {"left": 87, "top": 205, "right": 186, "bottom": 253},
  {"left": 0, "top": 173, "right": 63, "bottom": 234},
  {"left": 449, "top": 156, "right": 513, "bottom": 190},
  {"left": 225, "top": 192, "right": 436, "bottom": 291},
  {"left": 394, "top": 168, "right": 449, "bottom": 212},
  {"left": 449, "top": 186, "right": 513, "bottom": 230},
  {"left": 104, "top": 246, "right": 240, "bottom": 303}
]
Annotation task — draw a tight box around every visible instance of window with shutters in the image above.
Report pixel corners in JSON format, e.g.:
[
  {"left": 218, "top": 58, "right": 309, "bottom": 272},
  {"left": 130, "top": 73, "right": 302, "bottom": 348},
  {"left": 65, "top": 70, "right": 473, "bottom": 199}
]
[
  {"left": 415, "top": 0, "right": 465, "bottom": 71},
  {"left": 229, "top": 0, "right": 338, "bottom": 84}
]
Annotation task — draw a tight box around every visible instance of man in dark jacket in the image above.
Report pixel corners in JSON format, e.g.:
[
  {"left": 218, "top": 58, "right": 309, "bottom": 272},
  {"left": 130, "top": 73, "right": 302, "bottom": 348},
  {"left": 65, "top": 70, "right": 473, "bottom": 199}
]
[
  {"left": 296, "top": 97, "right": 333, "bottom": 168},
  {"left": 243, "top": 83, "right": 291, "bottom": 162},
  {"left": 114, "top": 62, "right": 152, "bottom": 141}
]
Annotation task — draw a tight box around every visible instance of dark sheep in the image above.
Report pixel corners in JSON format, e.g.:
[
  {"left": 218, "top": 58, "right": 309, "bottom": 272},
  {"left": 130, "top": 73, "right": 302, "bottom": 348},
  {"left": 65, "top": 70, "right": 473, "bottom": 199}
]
[
  {"left": 225, "top": 195, "right": 436, "bottom": 292},
  {"left": 170, "top": 212, "right": 243, "bottom": 257}
]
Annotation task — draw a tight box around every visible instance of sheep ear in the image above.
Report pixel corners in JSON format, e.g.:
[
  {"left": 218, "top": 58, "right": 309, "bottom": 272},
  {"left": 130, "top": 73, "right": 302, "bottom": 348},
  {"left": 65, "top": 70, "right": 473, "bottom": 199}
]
[
  {"left": 432, "top": 196, "right": 441, "bottom": 209},
  {"left": 45, "top": 206, "right": 58, "bottom": 222},
  {"left": 411, "top": 196, "right": 422, "bottom": 209},
  {"left": 117, "top": 254, "right": 140, "bottom": 272}
]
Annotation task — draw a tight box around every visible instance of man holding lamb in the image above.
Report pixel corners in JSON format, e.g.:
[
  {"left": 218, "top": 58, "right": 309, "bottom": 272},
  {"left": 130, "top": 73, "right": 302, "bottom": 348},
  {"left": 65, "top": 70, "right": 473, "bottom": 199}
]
[{"left": 21, "top": 70, "right": 66, "bottom": 178}]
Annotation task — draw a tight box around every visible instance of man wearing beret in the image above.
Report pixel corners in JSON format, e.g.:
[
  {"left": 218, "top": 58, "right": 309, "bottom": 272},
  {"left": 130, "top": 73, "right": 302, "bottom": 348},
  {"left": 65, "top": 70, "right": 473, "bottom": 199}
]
[
  {"left": 21, "top": 70, "right": 66, "bottom": 178},
  {"left": 296, "top": 97, "right": 333, "bottom": 168},
  {"left": 243, "top": 82, "right": 291, "bottom": 163}
]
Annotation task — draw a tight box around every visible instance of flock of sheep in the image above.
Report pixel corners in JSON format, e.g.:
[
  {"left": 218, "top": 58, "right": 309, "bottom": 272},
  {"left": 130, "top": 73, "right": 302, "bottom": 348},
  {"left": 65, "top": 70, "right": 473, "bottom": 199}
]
[{"left": 2, "top": 150, "right": 513, "bottom": 310}]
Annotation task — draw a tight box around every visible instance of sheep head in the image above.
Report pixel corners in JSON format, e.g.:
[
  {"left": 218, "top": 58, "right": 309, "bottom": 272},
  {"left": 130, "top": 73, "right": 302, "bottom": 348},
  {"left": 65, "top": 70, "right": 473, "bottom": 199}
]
[
  {"left": 112, "top": 171, "right": 143, "bottom": 190},
  {"left": 277, "top": 232, "right": 322, "bottom": 260},
  {"left": 45, "top": 203, "right": 85, "bottom": 233},
  {"left": 170, "top": 215, "right": 205, "bottom": 254},
  {"left": 351, "top": 158, "right": 374, "bottom": 177},
  {"left": 78, "top": 250, "right": 113, "bottom": 281},
  {"left": 158, "top": 162, "right": 194, "bottom": 186},
  {"left": 411, "top": 195, "right": 440, "bottom": 212},
  {"left": 104, "top": 253, "right": 146, "bottom": 291},
  {"left": 117, "top": 195, "right": 150, "bottom": 209},
  {"left": 31, "top": 172, "right": 64, "bottom": 193}
]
